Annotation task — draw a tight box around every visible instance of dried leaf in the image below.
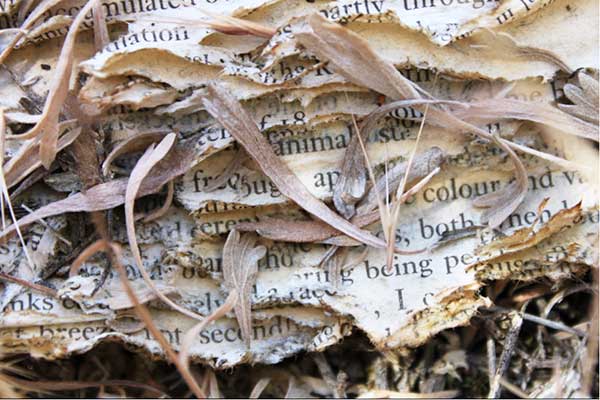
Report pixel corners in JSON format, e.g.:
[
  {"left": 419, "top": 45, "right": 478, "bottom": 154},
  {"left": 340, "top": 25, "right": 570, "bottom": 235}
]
[
  {"left": 454, "top": 98, "right": 599, "bottom": 142},
  {"left": 0, "top": 0, "right": 65, "bottom": 64},
  {"left": 558, "top": 71, "right": 599, "bottom": 125},
  {"left": 222, "top": 229, "right": 266, "bottom": 347},
  {"left": 140, "top": 12, "right": 276, "bottom": 38},
  {"left": 9, "top": 0, "right": 100, "bottom": 169},
  {"left": 3, "top": 124, "right": 81, "bottom": 189},
  {"left": 101, "top": 132, "right": 169, "bottom": 177},
  {"left": 249, "top": 378, "right": 271, "bottom": 399},
  {"left": 357, "top": 147, "right": 446, "bottom": 215},
  {"left": 179, "top": 290, "right": 238, "bottom": 375},
  {"left": 0, "top": 141, "right": 195, "bottom": 240},
  {"left": 295, "top": 14, "right": 529, "bottom": 228},
  {"left": 294, "top": 14, "right": 423, "bottom": 101},
  {"left": 202, "top": 82, "right": 387, "bottom": 249},
  {"left": 92, "top": 0, "right": 110, "bottom": 51},
  {"left": 467, "top": 29, "right": 572, "bottom": 74},
  {"left": 124, "top": 133, "right": 205, "bottom": 320}
]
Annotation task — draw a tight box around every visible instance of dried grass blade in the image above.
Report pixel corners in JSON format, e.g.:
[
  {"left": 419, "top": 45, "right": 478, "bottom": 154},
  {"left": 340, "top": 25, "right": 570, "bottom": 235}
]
[
  {"left": 384, "top": 95, "right": 433, "bottom": 270},
  {"left": 204, "top": 149, "right": 246, "bottom": 192},
  {"left": 249, "top": 377, "right": 271, "bottom": 399},
  {"left": 0, "top": 271, "right": 57, "bottom": 297},
  {"left": 142, "top": 180, "right": 174, "bottom": 222},
  {"left": 294, "top": 14, "right": 530, "bottom": 227},
  {"left": 358, "top": 147, "right": 445, "bottom": 215},
  {"left": 202, "top": 82, "right": 386, "bottom": 249},
  {"left": 199, "top": 9, "right": 275, "bottom": 38},
  {"left": 0, "top": 109, "right": 35, "bottom": 270},
  {"left": 487, "top": 312, "right": 522, "bottom": 398},
  {"left": 69, "top": 239, "right": 109, "bottom": 277},
  {"left": 179, "top": 290, "right": 238, "bottom": 377},
  {"left": 138, "top": 14, "right": 275, "bottom": 38},
  {"left": 222, "top": 229, "right": 266, "bottom": 347},
  {"left": 108, "top": 242, "right": 205, "bottom": 398},
  {"left": 125, "top": 133, "right": 205, "bottom": 320}
]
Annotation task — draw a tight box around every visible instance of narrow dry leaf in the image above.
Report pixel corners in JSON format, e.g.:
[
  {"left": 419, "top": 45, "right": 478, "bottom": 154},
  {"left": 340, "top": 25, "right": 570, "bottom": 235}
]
[
  {"left": 0, "top": 109, "right": 35, "bottom": 271},
  {"left": 0, "top": 0, "right": 66, "bottom": 64},
  {"left": 222, "top": 229, "right": 266, "bottom": 347},
  {"left": 294, "top": 14, "right": 423, "bottom": 101},
  {"left": 124, "top": 133, "right": 205, "bottom": 320},
  {"left": 383, "top": 96, "right": 433, "bottom": 270},
  {"left": 69, "top": 239, "right": 110, "bottom": 277},
  {"left": 101, "top": 132, "right": 169, "bottom": 177},
  {"left": 108, "top": 242, "right": 205, "bottom": 398},
  {"left": 468, "top": 29, "right": 572, "bottom": 74},
  {"left": 295, "top": 14, "right": 426, "bottom": 218},
  {"left": 202, "top": 82, "right": 387, "bottom": 249},
  {"left": 92, "top": 0, "right": 110, "bottom": 51},
  {"left": 142, "top": 180, "right": 174, "bottom": 223},
  {"left": 204, "top": 149, "right": 247, "bottom": 192},
  {"left": 488, "top": 312, "right": 523, "bottom": 398},
  {"left": 237, "top": 169, "right": 441, "bottom": 247},
  {"left": 8, "top": 0, "right": 101, "bottom": 169},
  {"left": 454, "top": 98, "right": 599, "bottom": 142}
]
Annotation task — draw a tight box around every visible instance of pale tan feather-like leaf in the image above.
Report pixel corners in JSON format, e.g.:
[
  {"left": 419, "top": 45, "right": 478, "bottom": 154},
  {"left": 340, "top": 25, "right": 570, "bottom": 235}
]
[
  {"left": 222, "top": 229, "right": 266, "bottom": 347},
  {"left": 558, "top": 71, "right": 599, "bottom": 125}
]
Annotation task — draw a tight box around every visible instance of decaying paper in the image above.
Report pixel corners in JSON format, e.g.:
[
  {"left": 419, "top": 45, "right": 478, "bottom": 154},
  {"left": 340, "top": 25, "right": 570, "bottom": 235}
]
[{"left": 0, "top": 0, "right": 598, "bottom": 378}]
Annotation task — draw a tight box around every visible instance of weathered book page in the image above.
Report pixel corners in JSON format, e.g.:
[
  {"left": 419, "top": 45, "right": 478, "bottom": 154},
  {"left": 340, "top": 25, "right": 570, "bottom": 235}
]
[{"left": 0, "top": 0, "right": 598, "bottom": 396}]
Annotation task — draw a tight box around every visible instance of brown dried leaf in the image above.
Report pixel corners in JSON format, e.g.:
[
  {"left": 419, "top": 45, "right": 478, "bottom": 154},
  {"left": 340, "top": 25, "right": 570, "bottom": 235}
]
[
  {"left": 124, "top": 133, "right": 204, "bottom": 320},
  {"left": 179, "top": 290, "right": 238, "bottom": 376},
  {"left": 92, "top": 0, "right": 110, "bottom": 51},
  {"left": 294, "top": 14, "right": 423, "bottom": 101},
  {"left": 295, "top": 14, "right": 426, "bottom": 218},
  {"left": 467, "top": 29, "right": 572, "bottom": 74},
  {"left": 101, "top": 132, "right": 169, "bottom": 177},
  {"left": 202, "top": 82, "right": 386, "bottom": 249},
  {"left": 10, "top": 0, "right": 100, "bottom": 168},
  {"left": 222, "top": 229, "right": 266, "bottom": 347},
  {"left": 0, "top": 0, "right": 65, "bottom": 64},
  {"left": 3, "top": 124, "right": 81, "bottom": 189}
]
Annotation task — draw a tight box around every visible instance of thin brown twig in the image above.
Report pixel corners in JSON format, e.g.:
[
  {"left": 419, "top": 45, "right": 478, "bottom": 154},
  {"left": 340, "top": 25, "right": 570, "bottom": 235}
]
[{"left": 0, "top": 272, "right": 57, "bottom": 297}]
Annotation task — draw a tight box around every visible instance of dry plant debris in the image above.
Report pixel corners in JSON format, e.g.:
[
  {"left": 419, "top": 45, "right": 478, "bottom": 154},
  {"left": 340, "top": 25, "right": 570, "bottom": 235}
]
[{"left": 0, "top": 0, "right": 598, "bottom": 397}]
